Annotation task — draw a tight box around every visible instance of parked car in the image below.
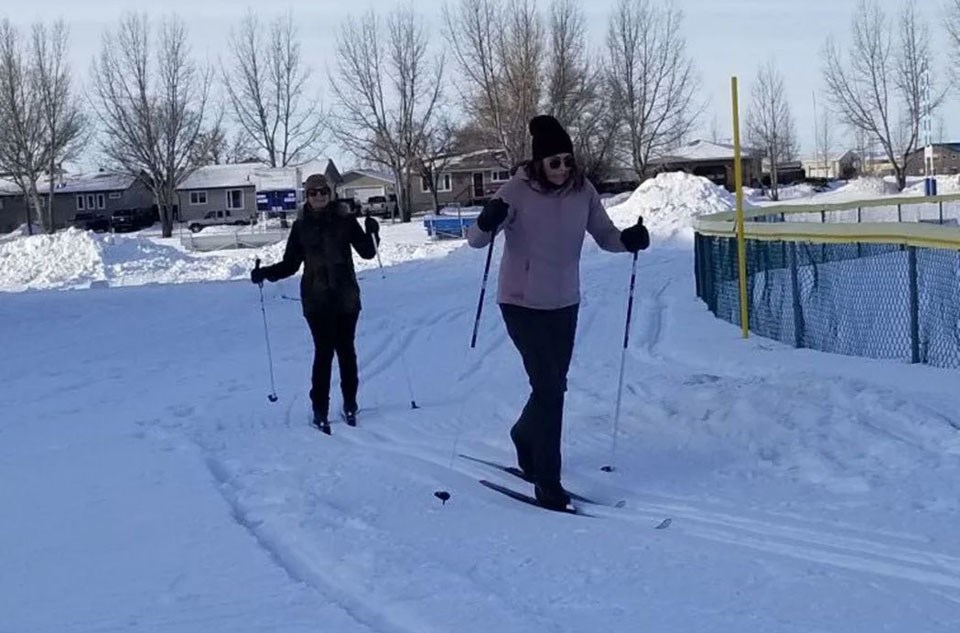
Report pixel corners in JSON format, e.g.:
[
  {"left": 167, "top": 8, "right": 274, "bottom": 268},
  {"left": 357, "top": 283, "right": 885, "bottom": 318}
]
[
  {"left": 111, "top": 208, "right": 154, "bottom": 233},
  {"left": 71, "top": 212, "right": 111, "bottom": 233},
  {"left": 187, "top": 209, "right": 255, "bottom": 233},
  {"left": 363, "top": 194, "right": 398, "bottom": 217}
]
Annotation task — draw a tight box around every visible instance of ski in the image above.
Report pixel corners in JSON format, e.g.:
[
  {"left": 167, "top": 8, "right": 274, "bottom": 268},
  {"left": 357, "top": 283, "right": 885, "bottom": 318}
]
[
  {"left": 459, "top": 453, "right": 604, "bottom": 506},
  {"left": 479, "top": 479, "right": 589, "bottom": 516}
]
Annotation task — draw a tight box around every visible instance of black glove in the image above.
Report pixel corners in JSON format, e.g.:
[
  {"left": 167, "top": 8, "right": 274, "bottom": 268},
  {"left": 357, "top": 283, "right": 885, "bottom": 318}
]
[
  {"left": 251, "top": 267, "right": 268, "bottom": 285},
  {"left": 476, "top": 198, "right": 509, "bottom": 232},
  {"left": 620, "top": 218, "right": 650, "bottom": 253},
  {"left": 364, "top": 214, "right": 380, "bottom": 245}
]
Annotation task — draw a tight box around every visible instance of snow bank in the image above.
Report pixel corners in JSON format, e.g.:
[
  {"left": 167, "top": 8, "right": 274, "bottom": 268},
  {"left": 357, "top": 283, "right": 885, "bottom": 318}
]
[
  {"left": 0, "top": 220, "right": 465, "bottom": 293},
  {"left": 605, "top": 172, "right": 737, "bottom": 241}
]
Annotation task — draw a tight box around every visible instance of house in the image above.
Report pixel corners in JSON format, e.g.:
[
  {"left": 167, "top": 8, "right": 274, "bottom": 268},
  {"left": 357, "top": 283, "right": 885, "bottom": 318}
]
[
  {"left": 0, "top": 177, "right": 26, "bottom": 233},
  {"left": 0, "top": 171, "right": 155, "bottom": 233},
  {"left": 904, "top": 143, "right": 960, "bottom": 177},
  {"left": 340, "top": 170, "right": 397, "bottom": 206},
  {"left": 410, "top": 149, "right": 512, "bottom": 213},
  {"left": 648, "top": 140, "right": 762, "bottom": 191},
  {"left": 55, "top": 172, "right": 155, "bottom": 227},
  {"left": 177, "top": 159, "right": 342, "bottom": 221},
  {"left": 801, "top": 150, "right": 860, "bottom": 180},
  {"left": 761, "top": 160, "right": 806, "bottom": 186}
]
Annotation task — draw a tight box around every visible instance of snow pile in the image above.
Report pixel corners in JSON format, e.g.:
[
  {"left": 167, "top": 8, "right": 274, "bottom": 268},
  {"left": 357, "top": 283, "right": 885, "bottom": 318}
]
[
  {"left": 0, "top": 228, "right": 106, "bottom": 291},
  {"left": 837, "top": 177, "right": 900, "bottom": 198},
  {"left": 605, "top": 172, "right": 738, "bottom": 241},
  {"left": 0, "top": 220, "right": 466, "bottom": 293}
]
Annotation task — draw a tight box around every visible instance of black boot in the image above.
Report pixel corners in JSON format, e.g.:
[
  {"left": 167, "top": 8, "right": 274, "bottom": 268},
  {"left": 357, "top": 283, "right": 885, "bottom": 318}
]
[
  {"left": 535, "top": 481, "right": 571, "bottom": 511},
  {"left": 510, "top": 425, "right": 534, "bottom": 481},
  {"left": 313, "top": 410, "right": 331, "bottom": 435},
  {"left": 342, "top": 402, "right": 357, "bottom": 427}
]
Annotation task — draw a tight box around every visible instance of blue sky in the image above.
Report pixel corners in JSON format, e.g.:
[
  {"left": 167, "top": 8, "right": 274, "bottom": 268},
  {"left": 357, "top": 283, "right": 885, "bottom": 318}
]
[{"left": 6, "top": 0, "right": 957, "bottom": 168}]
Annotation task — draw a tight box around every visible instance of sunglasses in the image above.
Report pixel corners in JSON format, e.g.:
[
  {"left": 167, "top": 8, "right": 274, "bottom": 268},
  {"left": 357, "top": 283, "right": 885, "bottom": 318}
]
[
  {"left": 547, "top": 156, "right": 575, "bottom": 170},
  {"left": 307, "top": 187, "right": 331, "bottom": 197}
]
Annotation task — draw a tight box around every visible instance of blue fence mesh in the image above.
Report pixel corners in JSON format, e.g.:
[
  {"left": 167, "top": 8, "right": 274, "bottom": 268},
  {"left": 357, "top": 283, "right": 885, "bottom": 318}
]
[{"left": 695, "top": 233, "right": 960, "bottom": 369}]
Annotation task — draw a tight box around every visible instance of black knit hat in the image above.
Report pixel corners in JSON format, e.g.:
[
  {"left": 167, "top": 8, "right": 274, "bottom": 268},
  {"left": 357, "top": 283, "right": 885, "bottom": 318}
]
[{"left": 529, "top": 115, "right": 573, "bottom": 161}]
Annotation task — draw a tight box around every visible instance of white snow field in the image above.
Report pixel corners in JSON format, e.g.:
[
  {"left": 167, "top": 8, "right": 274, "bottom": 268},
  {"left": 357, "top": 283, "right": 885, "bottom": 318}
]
[{"left": 2, "top": 174, "right": 959, "bottom": 632}]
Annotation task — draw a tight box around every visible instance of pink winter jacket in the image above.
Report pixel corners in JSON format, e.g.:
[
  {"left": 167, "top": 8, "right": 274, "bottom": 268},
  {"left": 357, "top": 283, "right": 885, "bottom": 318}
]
[{"left": 467, "top": 169, "right": 626, "bottom": 310}]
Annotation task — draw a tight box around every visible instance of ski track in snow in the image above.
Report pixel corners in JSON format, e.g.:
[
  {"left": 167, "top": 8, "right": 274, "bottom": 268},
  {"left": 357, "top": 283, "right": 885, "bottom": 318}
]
[{"left": 5, "top": 175, "right": 960, "bottom": 631}]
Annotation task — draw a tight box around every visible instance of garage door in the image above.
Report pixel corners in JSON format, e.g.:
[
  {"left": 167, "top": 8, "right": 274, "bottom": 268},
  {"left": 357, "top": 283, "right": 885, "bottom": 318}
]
[{"left": 345, "top": 186, "right": 385, "bottom": 203}]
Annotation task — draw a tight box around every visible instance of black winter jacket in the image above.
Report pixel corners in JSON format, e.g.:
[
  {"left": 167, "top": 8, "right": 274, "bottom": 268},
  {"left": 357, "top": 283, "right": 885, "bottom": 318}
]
[{"left": 260, "top": 202, "right": 377, "bottom": 315}]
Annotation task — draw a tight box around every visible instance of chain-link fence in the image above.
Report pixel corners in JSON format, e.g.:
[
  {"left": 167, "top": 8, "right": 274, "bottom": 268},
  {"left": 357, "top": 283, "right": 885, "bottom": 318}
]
[{"left": 694, "top": 197, "right": 960, "bottom": 369}]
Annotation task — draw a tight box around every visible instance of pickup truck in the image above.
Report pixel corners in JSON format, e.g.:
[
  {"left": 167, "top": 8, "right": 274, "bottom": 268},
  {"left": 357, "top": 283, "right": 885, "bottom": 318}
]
[
  {"left": 363, "top": 195, "right": 398, "bottom": 218},
  {"left": 187, "top": 210, "right": 256, "bottom": 233}
]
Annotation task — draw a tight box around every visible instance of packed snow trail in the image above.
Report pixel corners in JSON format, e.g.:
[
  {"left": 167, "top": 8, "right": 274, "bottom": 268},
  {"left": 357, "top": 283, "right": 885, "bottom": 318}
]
[{"left": 3, "top": 174, "right": 959, "bottom": 631}]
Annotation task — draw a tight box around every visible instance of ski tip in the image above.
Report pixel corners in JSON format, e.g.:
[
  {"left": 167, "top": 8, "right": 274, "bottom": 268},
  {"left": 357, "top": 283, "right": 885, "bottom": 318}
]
[{"left": 655, "top": 518, "right": 672, "bottom": 530}]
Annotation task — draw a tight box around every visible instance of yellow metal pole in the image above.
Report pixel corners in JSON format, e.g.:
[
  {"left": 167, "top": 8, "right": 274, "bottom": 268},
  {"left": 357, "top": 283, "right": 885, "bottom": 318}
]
[{"left": 731, "top": 76, "right": 749, "bottom": 338}]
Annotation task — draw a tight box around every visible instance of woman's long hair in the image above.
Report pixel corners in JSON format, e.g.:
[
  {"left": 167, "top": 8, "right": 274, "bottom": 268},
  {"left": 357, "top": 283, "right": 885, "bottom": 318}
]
[{"left": 521, "top": 156, "right": 586, "bottom": 193}]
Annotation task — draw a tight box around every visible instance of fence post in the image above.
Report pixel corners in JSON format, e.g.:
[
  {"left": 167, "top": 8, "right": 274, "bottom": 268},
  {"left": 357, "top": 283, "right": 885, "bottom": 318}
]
[
  {"left": 857, "top": 207, "right": 861, "bottom": 223},
  {"left": 820, "top": 209, "right": 826, "bottom": 223},
  {"left": 897, "top": 204, "right": 902, "bottom": 222},
  {"left": 908, "top": 246, "right": 920, "bottom": 364},
  {"left": 939, "top": 201, "right": 944, "bottom": 224},
  {"left": 789, "top": 242, "right": 804, "bottom": 348}
]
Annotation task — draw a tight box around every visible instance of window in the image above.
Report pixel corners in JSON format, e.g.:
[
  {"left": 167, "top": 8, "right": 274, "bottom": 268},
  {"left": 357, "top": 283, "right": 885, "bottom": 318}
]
[
  {"left": 420, "top": 173, "right": 452, "bottom": 193},
  {"left": 76, "top": 195, "right": 85, "bottom": 210},
  {"left": 491, "top": 170, "right": 510, "bottom": 182},
  {"left": 226, "top": 189, "right": 243, "bottom": 210},
  {"left": 109, "top": 192, "right": 121, "bottom": 200},
  {"left": 86, "top": 194, "right": 96, "bottom": 210},
  {"left": 96, "top": 194, "right": 105, "bottom": 209},
  {"left": 190, "top": 191, "right": 207, "bottom": 205}
]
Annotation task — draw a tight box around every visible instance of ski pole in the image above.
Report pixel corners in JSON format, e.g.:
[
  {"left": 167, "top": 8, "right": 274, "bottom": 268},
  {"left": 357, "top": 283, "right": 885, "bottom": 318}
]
[
  {"left": 470, "top": 232, "right": 496, "bottom": 348},
  {"left": 603, "top": 218, "right": 642, "bottom": 472},
  {"left": 255, "top": 258, "right": 279, "bottom": 403}
]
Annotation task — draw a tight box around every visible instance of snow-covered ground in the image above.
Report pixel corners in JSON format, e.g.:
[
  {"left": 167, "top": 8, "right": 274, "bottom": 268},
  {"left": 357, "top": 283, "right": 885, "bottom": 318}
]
[{"left": 2, "top": 174, "right": 959, "bottom": 631}]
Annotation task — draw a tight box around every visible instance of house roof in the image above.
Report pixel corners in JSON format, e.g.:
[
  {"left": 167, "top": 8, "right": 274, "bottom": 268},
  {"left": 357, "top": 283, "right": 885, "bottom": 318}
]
[
  {"left": 0, "top": 177, "right": 20, "bottom": 196},
  {"left": 56, "top": 172, "right": 139, "bottom": 194},
  {"left": 652, "top": 140, "right": 758, "bottom": 163},
  {"left": 443, "top": 149, "right": 508, "bottom": 171},
  {"left": 178, "top": 163, "right": 265, "bottom": 190},
  {"left": 343, "top": 169, "right": 395, "bottom": 184}
]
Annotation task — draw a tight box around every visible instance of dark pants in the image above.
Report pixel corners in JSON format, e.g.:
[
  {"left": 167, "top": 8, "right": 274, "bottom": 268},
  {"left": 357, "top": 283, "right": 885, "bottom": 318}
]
[
  {"left": 500, "top": 303, "right": 579, "bottom": 486},
  {"left": 305, "top": 311, "right": 360, "bottom": 416}
]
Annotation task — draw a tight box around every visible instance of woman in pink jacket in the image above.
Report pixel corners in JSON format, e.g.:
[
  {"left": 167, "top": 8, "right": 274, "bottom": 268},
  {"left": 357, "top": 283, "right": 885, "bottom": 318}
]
[{"left": 467, "top": 115, "right": 649, "bottom": 510}]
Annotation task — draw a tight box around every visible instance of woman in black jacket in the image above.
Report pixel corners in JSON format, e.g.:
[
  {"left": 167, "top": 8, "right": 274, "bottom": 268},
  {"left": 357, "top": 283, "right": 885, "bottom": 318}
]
[{"left": 251, "top": 174, "right": 380, "bottom": 433}]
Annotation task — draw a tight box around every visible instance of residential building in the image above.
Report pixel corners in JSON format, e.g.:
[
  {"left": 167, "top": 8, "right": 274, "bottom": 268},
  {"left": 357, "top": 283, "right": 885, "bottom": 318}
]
[
  {"left": 175, "top": 159, "right": 341, "bottom": 222},
  {"left": 648, "top": 140, "right": 762, "bottom": 191},
  {"left": 801, "top": 150, "right": 860, "bottom": 180},
  {"left": 340, "top": 170, "right": 396, "bottom": 206},
  {"left": 904, "top": 143, "right": 960, "bottom": 177},
  {"left": 410, "top": 149, "right": 512, "bottom": 213}
]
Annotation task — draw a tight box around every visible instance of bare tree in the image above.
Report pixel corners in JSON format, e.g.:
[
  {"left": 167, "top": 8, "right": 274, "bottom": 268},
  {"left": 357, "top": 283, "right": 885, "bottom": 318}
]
[
  {"left": 443, "top": 0, "right": 544, "bottom": 166},
  {"left": 416, "top": 117, "right": 458, "bottom": 212},
  {"left": 851, "top": 124, "right": 874, "bottom": 176},
  {"left": 0, "top": 20, "right": 46, "bottom": 234},
  {"left": 947, "top": 0, "right": 960, "bottom": 88},
  {"left": 91, "top": 14, "right": 213, "bottom": 237},
  {"left": 544, "top": 0, "right": 615, "bottom": 182},
  {"left": 605, "top": 0, "right": 699, "bottom": 179},
  {"left": 191, "top": 121, "right": 230, "bottom": 166},
  {"left": 747, "top": 61, "right": 797, "bottom": 200},
  {"left": 813, "top": 94, "right": 833, "bottom": 178},
  {"left": 222, "top": 11, "right": 324, "bottom": 167},
  {"left": 329, "top": 7, "right": 444, "bottom": 222},
  {"left": 822, "top": 1, "right": 939, "bottom": 191},
  {"left": 33, "top": 20, "right": 85, "bottom": 233}
]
